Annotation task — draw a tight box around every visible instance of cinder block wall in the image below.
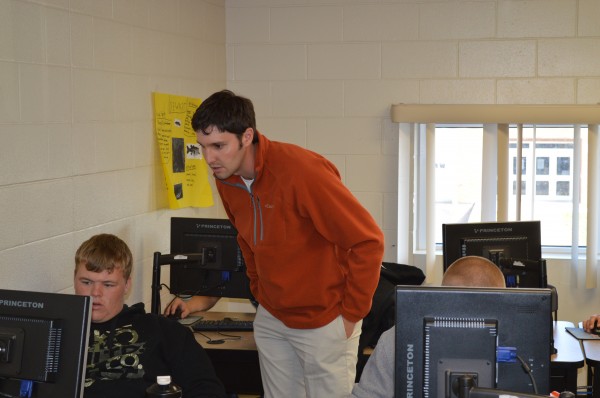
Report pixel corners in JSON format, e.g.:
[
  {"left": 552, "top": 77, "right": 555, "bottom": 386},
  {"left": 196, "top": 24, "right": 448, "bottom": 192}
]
[
  {"left": 226, "top": 0, "right": 600, "bottom": 327},
  {"left": 0, "top": 0, "right": 227, "bottom": 307},
  {"left": 2, "top": 0, "right": 600, "bottom": 333}
]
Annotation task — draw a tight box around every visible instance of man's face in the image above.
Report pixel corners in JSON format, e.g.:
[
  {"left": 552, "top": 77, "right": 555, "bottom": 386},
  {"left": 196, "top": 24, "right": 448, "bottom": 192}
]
[
  {"left": 74, "top": 265, "right": 131, "bottom": 323},
  {"left": 196, "top": 126, "right": 252, "bottom": 180}
]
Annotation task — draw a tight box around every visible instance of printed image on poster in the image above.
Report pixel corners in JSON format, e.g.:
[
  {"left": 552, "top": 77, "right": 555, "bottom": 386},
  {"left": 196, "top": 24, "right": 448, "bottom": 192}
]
[{"left": 153, "top": 92, "right": 214, "bottom": 209}]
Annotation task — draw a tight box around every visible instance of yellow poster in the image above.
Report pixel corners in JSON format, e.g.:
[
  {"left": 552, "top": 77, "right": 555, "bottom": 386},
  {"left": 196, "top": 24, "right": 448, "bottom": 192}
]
[{"left": 153, "top": 92, "right": 214, "bottom": 209}]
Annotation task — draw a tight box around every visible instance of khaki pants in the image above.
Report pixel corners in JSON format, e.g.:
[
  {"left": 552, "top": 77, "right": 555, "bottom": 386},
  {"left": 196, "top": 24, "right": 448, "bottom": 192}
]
[{"left": 253, "top": 305, "right": 362, "bottom": 398}]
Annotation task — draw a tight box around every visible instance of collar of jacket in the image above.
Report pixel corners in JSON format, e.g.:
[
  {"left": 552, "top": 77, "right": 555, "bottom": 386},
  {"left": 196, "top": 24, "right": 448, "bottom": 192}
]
[{"left": 218, "top": 130, "right": 269, "bottom": 186}]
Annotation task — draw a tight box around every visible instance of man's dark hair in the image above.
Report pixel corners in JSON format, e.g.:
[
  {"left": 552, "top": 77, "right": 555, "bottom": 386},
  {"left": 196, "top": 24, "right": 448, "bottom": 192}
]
[{"left": 191, "top": 90, "right": 258, "bottom": 142}]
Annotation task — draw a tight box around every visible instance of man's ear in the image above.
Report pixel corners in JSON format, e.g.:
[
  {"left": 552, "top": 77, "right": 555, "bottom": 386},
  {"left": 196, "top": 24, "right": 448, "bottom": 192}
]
[{"left": 242, "top": 127, "right": 254, "bottom": 146}]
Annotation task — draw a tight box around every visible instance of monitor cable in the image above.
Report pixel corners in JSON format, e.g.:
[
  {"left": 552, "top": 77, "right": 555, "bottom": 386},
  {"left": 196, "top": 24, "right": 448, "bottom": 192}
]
[
  {"left": 516, "top": 354, "right": 538, "bottom": 394},
  {"left": 195, "top": 331, "right": 242, "bottom": 345}
]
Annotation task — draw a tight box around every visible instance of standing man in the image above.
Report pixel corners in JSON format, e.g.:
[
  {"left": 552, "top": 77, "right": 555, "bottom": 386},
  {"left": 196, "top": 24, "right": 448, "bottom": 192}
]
[
  {"left": 74, "top": 233, "right": 226, "bottom": 398},
  {"left": 192, "top": 90, "right": 385, "bottom": 398}
]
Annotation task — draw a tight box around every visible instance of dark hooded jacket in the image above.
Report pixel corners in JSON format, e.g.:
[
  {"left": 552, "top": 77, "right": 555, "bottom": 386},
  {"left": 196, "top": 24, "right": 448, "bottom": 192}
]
[{"left": 84, "top": 303, "right": 226, "bottom": 398}]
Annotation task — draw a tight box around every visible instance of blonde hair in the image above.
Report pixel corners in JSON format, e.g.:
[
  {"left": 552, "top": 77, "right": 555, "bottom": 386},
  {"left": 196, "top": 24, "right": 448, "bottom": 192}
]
[{"left": 75, "top": 234, "right": 133, "bottom": 279}]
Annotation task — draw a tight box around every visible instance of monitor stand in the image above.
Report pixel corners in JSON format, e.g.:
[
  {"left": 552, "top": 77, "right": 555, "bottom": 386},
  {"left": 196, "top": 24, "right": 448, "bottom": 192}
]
[{"left": 456, "top": 375, "right": 574, "bottom": 398}]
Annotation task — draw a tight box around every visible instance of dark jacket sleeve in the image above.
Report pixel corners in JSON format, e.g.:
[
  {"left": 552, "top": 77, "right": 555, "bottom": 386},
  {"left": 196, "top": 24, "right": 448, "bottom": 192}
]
[{"left": 160, "top": 318, "right": 226, "bottom": 398}]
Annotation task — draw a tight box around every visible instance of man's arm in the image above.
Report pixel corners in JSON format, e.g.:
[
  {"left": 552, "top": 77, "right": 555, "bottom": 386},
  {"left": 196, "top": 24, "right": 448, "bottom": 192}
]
[
  {"left": 296, "top": 159, "right": 385, "bottom": 323},
  {"left": 164, "top": 296, "right": 220, "bottom": 318}
]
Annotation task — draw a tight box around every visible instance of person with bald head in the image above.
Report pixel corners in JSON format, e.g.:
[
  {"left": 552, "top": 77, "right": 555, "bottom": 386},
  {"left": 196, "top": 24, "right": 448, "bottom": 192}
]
[
  {"left": 441, "top": 255, "right": 506, "bottom": 288},
  {"left": 350, "top": 255, "right": 506, "bottom": 398}
]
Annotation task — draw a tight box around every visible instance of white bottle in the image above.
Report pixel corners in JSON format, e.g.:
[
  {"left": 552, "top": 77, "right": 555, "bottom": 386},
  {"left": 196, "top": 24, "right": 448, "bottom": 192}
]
[{"left": 145, "top": 375, "right": 182, "bottom": 398}]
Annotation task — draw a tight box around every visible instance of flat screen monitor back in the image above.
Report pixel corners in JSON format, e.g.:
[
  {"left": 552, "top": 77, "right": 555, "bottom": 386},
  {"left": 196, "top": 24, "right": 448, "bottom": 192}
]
[
  {"left": 394, "top": 285, "right": 551, "bottom": 398},
  {"left": 442, "top": 221, "right": 542, "bottom": 271},
  {"left": 170, "top": 217, "right": 251, "bottom": 299},
  {"left": 0, "top": 289, "right": 92, "bottom": 398},
  {"left": 442, "top": 221, "right": 544, "bottom": 288},
  {"left": 442, "top": 221, "right": 541, "bottom": 270}
]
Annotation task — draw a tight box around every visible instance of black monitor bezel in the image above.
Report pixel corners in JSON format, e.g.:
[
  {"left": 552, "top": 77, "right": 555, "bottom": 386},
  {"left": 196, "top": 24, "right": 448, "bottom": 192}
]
[
  {"left": 0, "top": 289, "right": 91, "bottom": 398},
  {"left": 169, "top": 217, "right": 251, "bottom": 299},
  {"left": 394, "top": 285, "right": 552, "bottom": 397},
  {"left": 442, "top": 221, "right": 544, "bottom": 288},
  {"left": 442, "top": 221, "right": 542, "bottom": 270}
]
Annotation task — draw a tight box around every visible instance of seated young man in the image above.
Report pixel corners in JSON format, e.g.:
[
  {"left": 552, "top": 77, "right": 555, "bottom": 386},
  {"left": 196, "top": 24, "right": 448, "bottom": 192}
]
[
  {"left": 74, "top": 233, "right": 227, "bottom": 398},
  {"left": 351, "top": 255, "right": 506, "bottom": 398}
]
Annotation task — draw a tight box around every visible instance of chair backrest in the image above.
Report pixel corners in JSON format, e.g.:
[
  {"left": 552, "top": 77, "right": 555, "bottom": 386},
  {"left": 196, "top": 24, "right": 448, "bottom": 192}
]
[
  {"left": 356, "top": 263, "right": 425, "bottom": 382},
  {"left": 359, "top": 263, "right": 425, "bottom": 350}
]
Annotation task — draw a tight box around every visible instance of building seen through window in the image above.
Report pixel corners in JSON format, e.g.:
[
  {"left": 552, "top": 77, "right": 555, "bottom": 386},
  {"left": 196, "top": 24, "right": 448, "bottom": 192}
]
[{"left": 419, "top": 124, "right": 588, "bottom": 251}]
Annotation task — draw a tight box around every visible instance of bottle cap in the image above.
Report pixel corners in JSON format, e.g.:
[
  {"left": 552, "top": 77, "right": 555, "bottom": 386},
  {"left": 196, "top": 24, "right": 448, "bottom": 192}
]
[{"left": 156, "top": 375, "right": 172, "bottom": 386}]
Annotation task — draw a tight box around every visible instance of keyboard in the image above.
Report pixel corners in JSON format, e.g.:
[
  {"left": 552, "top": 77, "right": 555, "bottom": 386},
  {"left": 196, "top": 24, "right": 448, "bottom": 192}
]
[{"left": 192, "top": 317, "right": 254, "bottom": 332}]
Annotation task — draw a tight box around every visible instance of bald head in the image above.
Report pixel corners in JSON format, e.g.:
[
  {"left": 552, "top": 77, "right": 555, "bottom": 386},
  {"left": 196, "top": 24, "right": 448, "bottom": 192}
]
[{"left": 442, "top": 256, "right": 506, "bottom": 288}]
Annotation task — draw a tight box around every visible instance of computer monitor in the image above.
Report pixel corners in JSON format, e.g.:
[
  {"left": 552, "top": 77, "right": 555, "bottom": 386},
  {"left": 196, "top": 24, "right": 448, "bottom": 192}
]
[
  {"left": 394, "top": 285, "right": 552, "bottom": 398},
  {"left": 168, "top": 217, "right": 251, "bottom": 299},
  {"left": 0, "top": 289, "right": 92, "bottom": 398},
  {"left": 442, "top": 221, "right": 545, "bottom": 288}
]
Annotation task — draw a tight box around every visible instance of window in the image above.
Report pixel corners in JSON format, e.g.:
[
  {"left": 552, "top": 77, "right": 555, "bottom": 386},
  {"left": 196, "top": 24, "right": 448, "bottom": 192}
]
[
  {"left": 433, "top": 127, "right": 482, "bottom": 245},
  {"left": 557, "top": 157, "right": 570, "bottom": 175},
  {"left": 513, "top": 181, "right": 527, "bottom": 195},
  {"left": 536, "top": 181, "right": 549, "bottom": 195},
  {"left": 415, "top": 124, "right": 588, "bottom": 250},
  {"left": 557, "top": 181, "right": 570, "bottom": 196},
  {"left": 536, "top": 157, "right": 549, "bottom": 175},
  {"left": 507, "top": 126, "right": 582, "bottom": 246},
  {"left": 392, "top": 103, "right": 600, "bottom": 284},
  {"left": 512, "top": 155, "right": 527, "bottom": 175}
]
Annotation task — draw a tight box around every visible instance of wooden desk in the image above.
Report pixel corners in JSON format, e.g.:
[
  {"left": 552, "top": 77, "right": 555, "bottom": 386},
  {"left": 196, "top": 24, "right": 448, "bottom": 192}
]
[
  {"left": 551, "top": 321, "right": 585, "bottom": 393},
  {"left": 192, "top": 315, "right": 582, "bottom": 395},
  {"left": 192, "top": 311, "right": 262, "bottom": 395}
]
